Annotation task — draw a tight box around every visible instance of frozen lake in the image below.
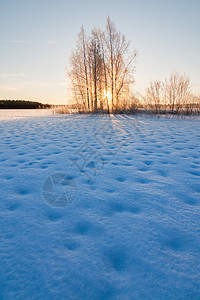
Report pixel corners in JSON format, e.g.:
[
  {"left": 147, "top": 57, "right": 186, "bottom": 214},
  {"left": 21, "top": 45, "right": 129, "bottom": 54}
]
[{"left": 0, "top": 109, "right": 53, "bottom": 122}]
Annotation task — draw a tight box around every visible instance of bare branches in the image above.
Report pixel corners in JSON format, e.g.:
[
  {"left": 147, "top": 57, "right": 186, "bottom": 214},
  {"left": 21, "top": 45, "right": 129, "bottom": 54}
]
[
  {"left": 145, "top": 72, "right": 195, "bottom": 114},
  {"left": 69, "top": 18, "right": 137, "bottom": 113},
  {"left": 146, "top": 80, "right": 162, "bottom": 113},
  {"left": 164, "top": 72, "right": 190, "bottom": 113}
]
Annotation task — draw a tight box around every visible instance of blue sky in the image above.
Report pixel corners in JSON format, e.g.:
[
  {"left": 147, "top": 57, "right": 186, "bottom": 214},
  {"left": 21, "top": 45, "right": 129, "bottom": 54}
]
[{"left": 0, "top": 0, "right": 199, "bottom": 104}]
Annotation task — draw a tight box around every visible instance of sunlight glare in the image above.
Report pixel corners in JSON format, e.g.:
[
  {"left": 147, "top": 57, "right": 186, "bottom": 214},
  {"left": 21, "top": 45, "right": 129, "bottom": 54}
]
[{"left": 104, "top": 90, "right": 112, "bottom": 102}]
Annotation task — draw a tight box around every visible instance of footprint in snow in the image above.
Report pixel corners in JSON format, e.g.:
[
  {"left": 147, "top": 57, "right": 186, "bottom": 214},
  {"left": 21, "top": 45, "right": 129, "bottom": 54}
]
[
  {"left": 17, "top": 188, "right": 30, "bottom": 195},
  {"left": 116, "top": 177, "right": 126, "bottom": 183},
  {"left": 107, "top": 202, "right": 141, "bottom": 215},
  {"left": 143, "top": 160, "right": 153, "bottom": 166},
  {"left": 46, "top": 211, "right": 64, "bottom": 222},
  {"left": 104, "top": 247, "right": 128, "bottom": 272},
  {"left": 138, "top": 167, "right": 149, "bottom": 172},
  {"left": 189, "top": 170, "right": 200, "bottom": 177},
  {"left": 185, "top": 197, "right": 199, "bottom": 206},
  {"left": 156, "top": 169, "right": 168, "bottom": 177},
  {"left": 64, "top": 239, "right": 80, "bottom": 251},
  {"left": 8, "top": 202, "right": 21, "bottom": 211},
  {"left": 73, "top": 220, "right": 103, "bottom": 236},
  {"left": 137, "top": 177, "right": 151, "bottom": 184}
]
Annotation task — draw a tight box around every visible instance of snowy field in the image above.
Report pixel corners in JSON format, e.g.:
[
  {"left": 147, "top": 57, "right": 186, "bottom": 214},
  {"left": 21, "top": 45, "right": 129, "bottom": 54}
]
[
  {"left": 0, "top": 109, "right": 53, "bottom": 122},
  {"left": 0, "top": 111, "right": 200, "bottom": 299}
]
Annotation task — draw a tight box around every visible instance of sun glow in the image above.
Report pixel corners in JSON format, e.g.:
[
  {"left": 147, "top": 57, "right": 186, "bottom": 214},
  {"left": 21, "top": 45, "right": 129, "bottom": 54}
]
[{"left": 104, "top": 91, "right": 112, "bottom": 102}]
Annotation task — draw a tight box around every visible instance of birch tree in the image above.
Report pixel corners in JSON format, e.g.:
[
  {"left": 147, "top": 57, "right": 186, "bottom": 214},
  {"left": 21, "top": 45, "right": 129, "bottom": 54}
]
[{"left": 69, "top": 18, "right": 137, "bottom": 113}]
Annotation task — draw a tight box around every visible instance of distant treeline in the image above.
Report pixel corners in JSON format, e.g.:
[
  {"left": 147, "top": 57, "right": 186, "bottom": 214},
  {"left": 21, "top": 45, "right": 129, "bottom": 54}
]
[{"left": 0, "top": 100, "right": 51, "bottom": 109}]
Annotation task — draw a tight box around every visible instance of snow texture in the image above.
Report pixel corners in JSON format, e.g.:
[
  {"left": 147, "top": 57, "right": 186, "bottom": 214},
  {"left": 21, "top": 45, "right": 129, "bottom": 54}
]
[
  {"left": 0, "top": 109, "right": 53, "bottom": 122},
  {"left": 0, "top": 111, "right": 200, "bottom": 299}
]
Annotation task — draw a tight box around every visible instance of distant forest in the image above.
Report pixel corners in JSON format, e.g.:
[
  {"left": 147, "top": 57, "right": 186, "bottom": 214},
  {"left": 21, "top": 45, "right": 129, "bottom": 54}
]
[{"left": 0, "top": 100, "right": 51, "bottom": 109}]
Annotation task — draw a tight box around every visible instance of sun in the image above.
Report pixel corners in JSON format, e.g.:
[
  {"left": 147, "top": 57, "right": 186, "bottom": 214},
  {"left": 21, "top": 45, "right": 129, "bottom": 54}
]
[{"left": 104, "top": 91, "right": 112, "bottom": 102}]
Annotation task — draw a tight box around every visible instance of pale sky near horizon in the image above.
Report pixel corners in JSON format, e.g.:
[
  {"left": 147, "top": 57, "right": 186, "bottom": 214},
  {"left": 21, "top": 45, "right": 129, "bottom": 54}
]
[{"left": 0, "top": 0, "right": 199, "bottom": 105}]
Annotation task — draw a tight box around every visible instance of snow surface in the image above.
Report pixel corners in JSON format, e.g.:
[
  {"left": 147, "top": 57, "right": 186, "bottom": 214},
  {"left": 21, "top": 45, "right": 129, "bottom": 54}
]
[
  {"left": 0, "top": 112, "right": 200, "bottom": 299},
  {"left": 0, "top": 109, "right": 53, "bottom": 122}
]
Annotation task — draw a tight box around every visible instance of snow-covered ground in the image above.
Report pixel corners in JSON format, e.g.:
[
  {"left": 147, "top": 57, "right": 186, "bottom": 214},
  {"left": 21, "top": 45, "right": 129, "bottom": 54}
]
[
  {"left": 0, "top": 109, "right": 53, "bottom": 122},
  {"left": 0, "top": 111, "right": 200, "bottom": 299}
]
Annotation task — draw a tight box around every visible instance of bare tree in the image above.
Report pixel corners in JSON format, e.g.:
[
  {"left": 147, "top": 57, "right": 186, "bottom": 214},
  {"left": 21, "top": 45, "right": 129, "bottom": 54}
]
[
  {"left": 99, "top": 30, "right": 109, "bottom": 112},
  {"left": 69, "top": 26, "right": 90, "bottom": 111},
  {"left": 164, "top": 72, "right": 190, "bottom": 113},
  {"left": 146, "top": 80, "right": 163, "bottom": 113},
  {"left": 105, "top": 17, "right": 115, "bottom": 111},
  {"left": 80, "top": 27, "right": 90, "bottom": 111},
  {"left": 69, "top": 18, "right": 137, "bottom": 113},
  {"left": 88, "top": 29, "right": 104, "bottom": 112},
  {"left": 185, "top": 93, "right": 200, "bottom": 115},
  {"left": 146, "top": 72, "right": 192, "bottom": 114},
  {"left": 104, "top": 17, "right": 137, "bottom": 112}
]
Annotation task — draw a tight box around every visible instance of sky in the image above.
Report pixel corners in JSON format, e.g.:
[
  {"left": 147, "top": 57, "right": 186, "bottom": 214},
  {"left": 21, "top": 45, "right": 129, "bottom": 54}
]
[{"left": 0, "top": 0, "right": 200, "bottom": 105}]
